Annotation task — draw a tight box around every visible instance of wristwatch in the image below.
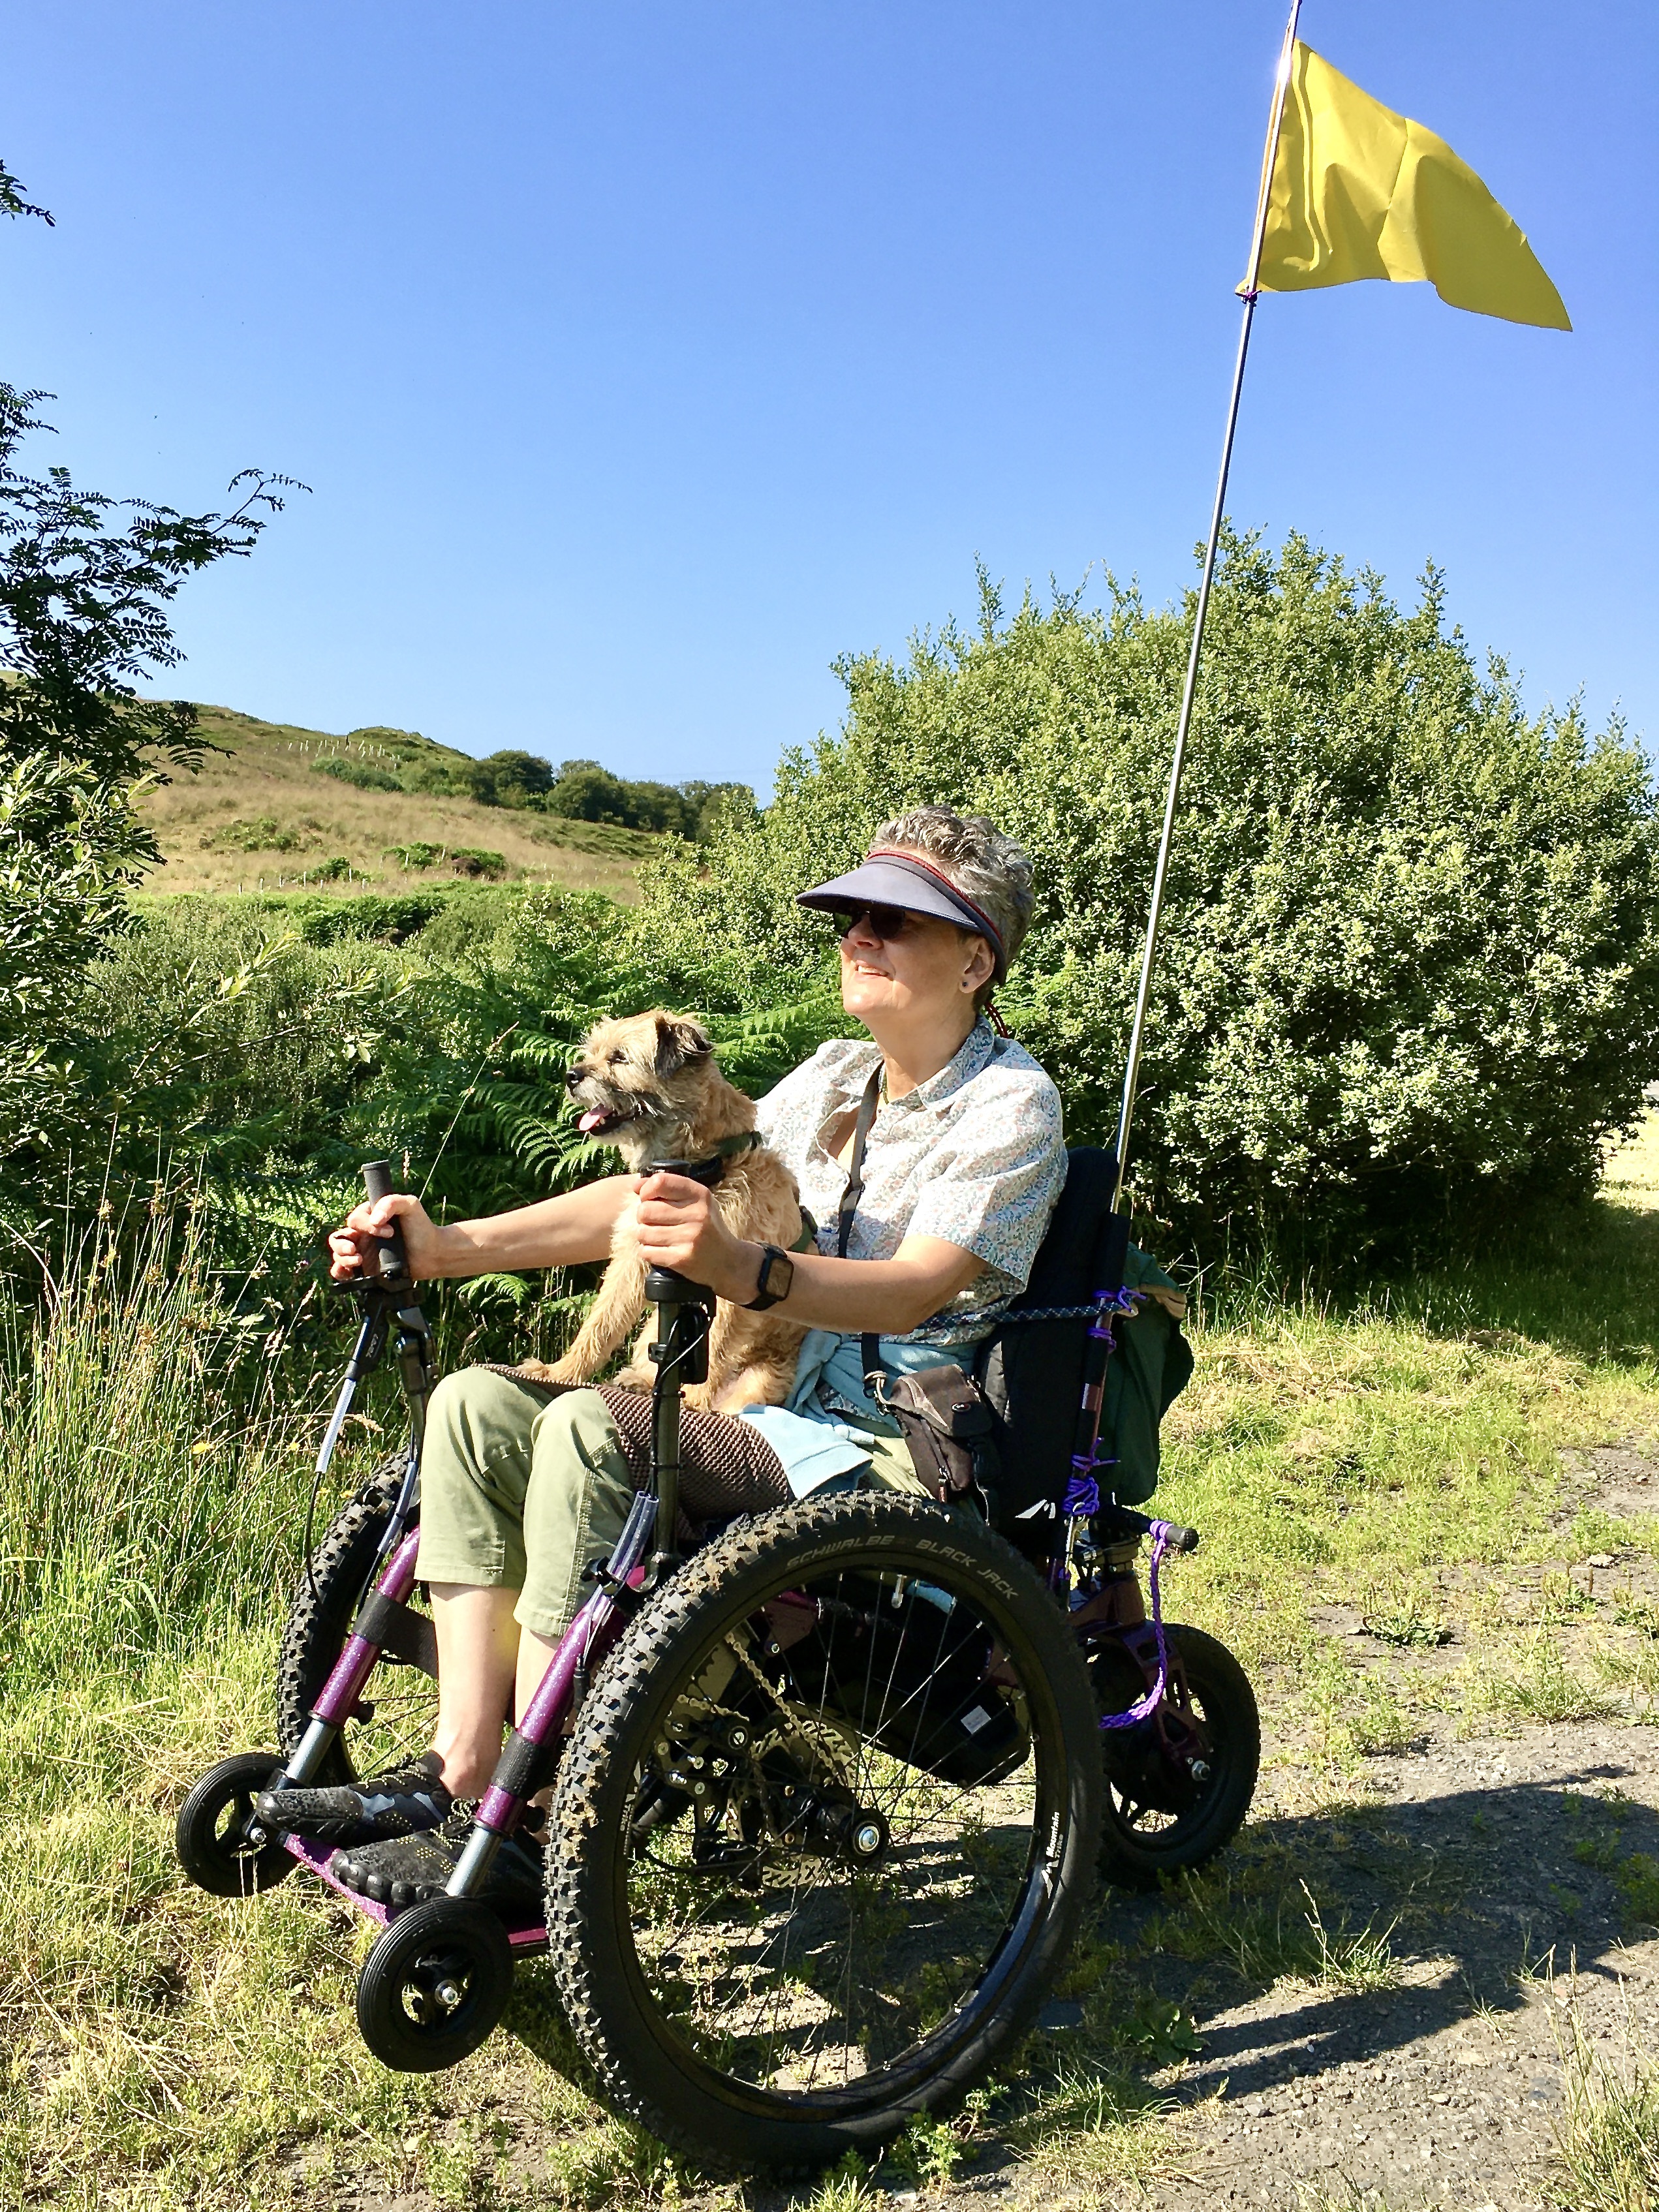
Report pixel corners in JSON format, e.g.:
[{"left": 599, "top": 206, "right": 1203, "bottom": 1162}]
[{"left": 745, "top": 1243, "right": 794, "bottom": 1311}]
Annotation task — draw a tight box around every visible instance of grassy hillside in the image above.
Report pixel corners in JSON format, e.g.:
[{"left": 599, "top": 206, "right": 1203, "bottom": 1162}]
[{"left": 136, "top": 705, "right": 659, "bottom": 904}]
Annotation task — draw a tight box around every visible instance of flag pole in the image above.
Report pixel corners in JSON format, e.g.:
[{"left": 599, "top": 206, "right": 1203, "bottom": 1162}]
[{"left": 1111, "top": 0, "right": 1304, "bottom": 1211}]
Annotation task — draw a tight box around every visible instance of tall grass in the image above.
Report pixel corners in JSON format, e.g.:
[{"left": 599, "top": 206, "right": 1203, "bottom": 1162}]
[
  {"left": 0, "top": 1220, "right": 319, "bottom": 1695},
  {"left": 0, "top": 1225, "right": 430, "bottom": 2209},
  {"left": 1551, "top": 2019, "right": 1659, "bottom": 2212}
]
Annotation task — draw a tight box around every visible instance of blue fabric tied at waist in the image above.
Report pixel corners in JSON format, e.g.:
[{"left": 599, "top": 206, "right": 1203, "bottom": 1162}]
[{"left": 737, "top": 1327, "right": 975, "bottom": 1498}]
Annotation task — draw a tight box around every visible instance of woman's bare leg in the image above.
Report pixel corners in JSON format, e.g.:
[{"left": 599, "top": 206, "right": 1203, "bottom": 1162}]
[{"left": 429, "top": 1584, "right": 520, "bottom": 1796}]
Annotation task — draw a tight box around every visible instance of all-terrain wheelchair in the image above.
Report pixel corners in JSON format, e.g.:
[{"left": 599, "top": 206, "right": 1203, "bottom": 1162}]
[{"left": 176, "top": 1152, "right": 1258, "bottom": 2175}]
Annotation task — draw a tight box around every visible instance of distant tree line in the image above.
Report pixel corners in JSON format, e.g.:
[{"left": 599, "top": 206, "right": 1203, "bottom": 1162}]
[{"left": 318, "top": 735, "right": 754, "bottom": 842}]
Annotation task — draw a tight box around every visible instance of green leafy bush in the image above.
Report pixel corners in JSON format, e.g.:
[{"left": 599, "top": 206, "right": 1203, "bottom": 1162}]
[
  {"left": 311, "top": 754, "right": 399, "bottom": 792},
  {"left": 457, "top": 748, "right": 554, "bottom": 808},
  {"left": 408, "top": 747, "right": 756, "bottom": 841},
  {"left": 202, "top": 815, "right": 309, "bottom": 853},
  {"left": 553, "top": 764, "right": 754, "bottom": 840},
  {"left": 639, "top": 534, "right": 1659, "bottom": 1259},
  {"left": 78, "top": 900, "right": 414, "bottom": 1186},
  {"left": 385, "top": 841, "right": 507, "bottom": 878}
]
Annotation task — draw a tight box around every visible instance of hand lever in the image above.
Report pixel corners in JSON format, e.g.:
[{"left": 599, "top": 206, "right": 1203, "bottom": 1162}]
[{"left": 361, "top": 1159, "right": 409, "bottom": 1286}]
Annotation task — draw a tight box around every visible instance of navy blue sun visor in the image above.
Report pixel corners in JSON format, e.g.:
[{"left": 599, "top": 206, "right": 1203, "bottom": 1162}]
[{"left": 796, "top": 848, "right": 1008, "bottom": 982}]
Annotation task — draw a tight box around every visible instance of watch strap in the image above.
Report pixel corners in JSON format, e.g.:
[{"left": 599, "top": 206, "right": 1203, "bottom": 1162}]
[{"left": 745, "top": 1242, "right": 793, "bottom": 1311}]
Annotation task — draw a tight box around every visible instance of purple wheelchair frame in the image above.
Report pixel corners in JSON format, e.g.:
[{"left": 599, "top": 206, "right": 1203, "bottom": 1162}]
[{"left": 258, "top": 1169, "right": 1201, "bottom": 1947}]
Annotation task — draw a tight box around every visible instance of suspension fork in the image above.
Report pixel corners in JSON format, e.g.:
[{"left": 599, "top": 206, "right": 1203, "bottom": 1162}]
[
  {"left": 446, "top": 1489, "right": 659, "bottom": 1897},
  {"left": 642, "top": 1267, "right": 713, "bottom": 1582},
  {"left": 281, "top": 1167, "right": 438, "bottom": 1791},
  {"left": 268, "top": 1526, "right": 425, "bottom": 1791}
]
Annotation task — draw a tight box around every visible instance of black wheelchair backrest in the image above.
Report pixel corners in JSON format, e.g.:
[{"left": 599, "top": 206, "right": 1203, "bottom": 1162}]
[{"left": 976, "top": 1146, "right": 1124, "bottom": 1544}]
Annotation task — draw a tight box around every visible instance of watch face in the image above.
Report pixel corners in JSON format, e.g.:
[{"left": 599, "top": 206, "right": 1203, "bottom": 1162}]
[{"left": 762, "top": 1249, "right": 793, "bottom": 1300}]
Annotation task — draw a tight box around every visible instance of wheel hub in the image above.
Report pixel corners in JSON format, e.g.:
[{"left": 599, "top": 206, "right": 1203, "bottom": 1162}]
[{"left": 804, "top": 1793, "right": 891, "bottom": 1866}]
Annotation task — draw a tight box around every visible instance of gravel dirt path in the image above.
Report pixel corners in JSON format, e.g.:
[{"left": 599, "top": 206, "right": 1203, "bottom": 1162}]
[
  {"left": 931, "top": 1439, "right": 1659, "bottom": 2212},
  {"left": 1121, "top": 1716, "right": 1659, "bottom": 2210}
]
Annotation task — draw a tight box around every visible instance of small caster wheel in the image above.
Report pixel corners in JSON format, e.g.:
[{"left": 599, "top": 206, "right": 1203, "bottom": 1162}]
[
  {"left": 1092, "top": 1625, "right": 1260, "bottom": 1892},
  {"left": 176, "top": 1751, "right": 296, "bottom": 1897},
  {"left": 356, "top": 1897, "right": 514, "bottom": 2072}
]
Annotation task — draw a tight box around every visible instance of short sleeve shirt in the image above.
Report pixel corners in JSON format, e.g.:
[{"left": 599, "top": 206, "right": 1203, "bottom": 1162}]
[{"left": 754, "top": 1019, "right": 1066, "bottom": 1350}]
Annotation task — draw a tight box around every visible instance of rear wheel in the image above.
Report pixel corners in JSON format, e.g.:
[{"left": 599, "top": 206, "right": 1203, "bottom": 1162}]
[
  {"left": 546, "top": 1490, "right": 1102, "bottom": 2175},
  {"left": 1091, "top": 1624, "right": 1258, "bottom": 1890},
  {"left": 275, "top": 1455, "right": 439, "bottom": 1785}
]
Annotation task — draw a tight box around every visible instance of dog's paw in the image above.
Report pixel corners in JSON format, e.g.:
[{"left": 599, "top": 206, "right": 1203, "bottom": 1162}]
[
  {"left": 506, "top": 1357, "right": 565, "bottom": 1385},
  {"left": 544, "top": 1355, "right": 587, "bottom": 1385},
  {"left": 610, "top": 1362, "right": 655, "bottom": 1394}
]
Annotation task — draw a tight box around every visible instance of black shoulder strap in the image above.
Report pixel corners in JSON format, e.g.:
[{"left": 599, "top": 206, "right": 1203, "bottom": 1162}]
[{"left": 835, "top": 1067, "right": 884, "bottom": 1388}]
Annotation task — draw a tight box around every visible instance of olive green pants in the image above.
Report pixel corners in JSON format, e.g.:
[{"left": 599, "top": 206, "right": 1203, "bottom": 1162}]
[{"left": 415, "top": 1368, "right": 923, "bottom": 1640}]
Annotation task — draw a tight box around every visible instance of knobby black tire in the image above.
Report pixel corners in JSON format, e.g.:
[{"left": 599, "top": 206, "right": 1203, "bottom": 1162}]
[
  {"left": 275, "top": 1453, "right": 433, "bottom": 1785},
  {"left": 544, "top": 1490, "right": 1102, "bottom": 2176},
  {"left": 1093, "top": 1624, "right": 1259, "bottom": 1892}
]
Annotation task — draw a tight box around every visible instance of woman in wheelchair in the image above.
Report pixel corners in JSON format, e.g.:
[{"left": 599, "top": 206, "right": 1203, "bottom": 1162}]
[{"left": 260, "top": 805, "right": 1072, "bottom": 1913}]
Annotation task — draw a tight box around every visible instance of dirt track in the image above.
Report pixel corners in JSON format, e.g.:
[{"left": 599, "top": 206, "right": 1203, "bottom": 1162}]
[
  {"left": 946, "top": 1439, "right": 1659, "bottom": 2211},
  {"left": 1123, "top": 1717, "right": 1659, "bottom": 2209}
]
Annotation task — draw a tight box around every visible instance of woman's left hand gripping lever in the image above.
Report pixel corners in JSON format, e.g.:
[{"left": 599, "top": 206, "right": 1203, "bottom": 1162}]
[{"left": 317, "top": 1171, "right": 440, "bottom": 1477}]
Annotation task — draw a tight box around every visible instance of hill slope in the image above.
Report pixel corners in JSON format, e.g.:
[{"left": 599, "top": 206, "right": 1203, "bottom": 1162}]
[{"left": 136, "top": 705, "right": 657, "bottom": 902}]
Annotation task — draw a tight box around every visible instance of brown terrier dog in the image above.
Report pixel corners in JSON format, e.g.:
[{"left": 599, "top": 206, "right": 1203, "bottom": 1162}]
[{"left": 546, "top": 1009, "right": 809, "bottom": 1413}]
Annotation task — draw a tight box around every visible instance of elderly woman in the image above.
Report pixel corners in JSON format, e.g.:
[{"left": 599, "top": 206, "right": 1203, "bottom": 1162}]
[{"left": 263, "top": 806, "right": 1066, "bottom": 1910}]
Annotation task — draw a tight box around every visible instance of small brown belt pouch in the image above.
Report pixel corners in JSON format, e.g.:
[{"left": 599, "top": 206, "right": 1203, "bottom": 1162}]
[{"left": 877, "top": 1365, "right": 1000, "bottom": 1510}]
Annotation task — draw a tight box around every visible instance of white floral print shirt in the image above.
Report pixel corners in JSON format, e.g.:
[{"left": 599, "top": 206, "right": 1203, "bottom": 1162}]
[{"left": 754, "top": 1019, "right": 1066, "bottom": 1350}]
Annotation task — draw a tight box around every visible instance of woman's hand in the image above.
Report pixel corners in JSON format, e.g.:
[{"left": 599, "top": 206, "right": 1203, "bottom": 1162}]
[
  {"left": 632, "top": 1171, "right": 759, "bottom": 1304},
  {"left": 328, "top": 1192, "right": 446, "bottom": 1283}
]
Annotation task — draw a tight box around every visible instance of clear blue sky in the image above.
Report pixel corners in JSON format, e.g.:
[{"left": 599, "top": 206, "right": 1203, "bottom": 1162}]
[{"left": 5, "top": 2, "right": 1654, "bottom": 790}]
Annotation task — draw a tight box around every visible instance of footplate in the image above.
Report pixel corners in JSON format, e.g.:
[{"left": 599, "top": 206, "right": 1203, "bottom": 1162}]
[{"left": 277, "top": 1832, "right": 550, "bottom": 1951}]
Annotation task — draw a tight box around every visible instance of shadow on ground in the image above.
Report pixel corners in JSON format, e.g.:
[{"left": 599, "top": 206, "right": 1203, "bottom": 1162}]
[{"left": 1094, "top": 1761, "right": 1656, "bottom": 2098}]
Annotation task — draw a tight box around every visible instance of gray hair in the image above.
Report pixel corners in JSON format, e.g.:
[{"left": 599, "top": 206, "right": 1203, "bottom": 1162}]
[{"left": 870, "top": 805, "right": 1035, "bottom": 1010}]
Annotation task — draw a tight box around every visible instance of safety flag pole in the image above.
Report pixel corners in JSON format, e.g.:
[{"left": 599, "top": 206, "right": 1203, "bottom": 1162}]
[{"left": 1111, "top": 0, "right": 1304, "bottom": 1211}]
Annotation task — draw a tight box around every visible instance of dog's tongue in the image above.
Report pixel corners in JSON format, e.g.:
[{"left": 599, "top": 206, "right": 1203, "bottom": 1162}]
[{"left": 578, "top": 1107, "right": 610, "bottom": 1134}]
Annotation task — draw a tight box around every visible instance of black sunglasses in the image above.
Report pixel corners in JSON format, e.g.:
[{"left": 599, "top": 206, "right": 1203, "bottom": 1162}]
[{"left": 828, "top": 902, "right": 921, "bottom": 942}]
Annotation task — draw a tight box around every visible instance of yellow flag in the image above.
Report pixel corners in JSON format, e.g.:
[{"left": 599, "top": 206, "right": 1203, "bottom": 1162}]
[{"left": 1250, "top": 42, "right": 1570, "bottom": 330}]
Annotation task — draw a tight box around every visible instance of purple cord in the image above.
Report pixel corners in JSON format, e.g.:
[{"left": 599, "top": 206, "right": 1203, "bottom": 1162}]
[{"left": 1095, "top": 1519, "right": 1174, "bottom": 1732}]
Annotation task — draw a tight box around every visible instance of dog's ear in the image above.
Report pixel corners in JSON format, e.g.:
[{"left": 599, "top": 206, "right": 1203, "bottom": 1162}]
[{"left": 653, "top": 1013, "right": 713, "bottom": 1077}]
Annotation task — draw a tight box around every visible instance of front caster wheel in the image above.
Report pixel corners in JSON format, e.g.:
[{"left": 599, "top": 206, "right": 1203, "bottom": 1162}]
[
  {"left": 1091, "top": 1625, "right": 1259, "bottom": 1891},
  {"left": 176, "top": 1751, "right": 296, "bottom": 1897},
  {"left": 356, "top": 1897, "right": 514, "bottom": 2072}
]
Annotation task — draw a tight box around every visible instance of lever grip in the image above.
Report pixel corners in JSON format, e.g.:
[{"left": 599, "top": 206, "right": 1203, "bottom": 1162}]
[
  {"left": 1097, "top": 1501, "right": 1200, "bottom": 1554},
  {"left": 361, "top": 1159, "right": 410, "bottom": 1284}
]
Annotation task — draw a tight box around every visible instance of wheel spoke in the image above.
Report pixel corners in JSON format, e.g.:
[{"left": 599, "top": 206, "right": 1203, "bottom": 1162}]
[{"left": 609, "top": 1554, "right": 1048, "bottom": 2089}]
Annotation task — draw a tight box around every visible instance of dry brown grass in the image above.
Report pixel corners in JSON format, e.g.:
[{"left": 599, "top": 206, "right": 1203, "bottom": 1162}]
[{"left": 136, "top": 703, "right": 653, "bottom": 902}]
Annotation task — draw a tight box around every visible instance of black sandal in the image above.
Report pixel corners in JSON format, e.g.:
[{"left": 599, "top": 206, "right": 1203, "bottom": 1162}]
[
  {"left": 332, "top": 1809, "right": 546, "bottom": 1921},
  {"left": 257, "top": 1752, "right": 453, "bottom": 1847}
]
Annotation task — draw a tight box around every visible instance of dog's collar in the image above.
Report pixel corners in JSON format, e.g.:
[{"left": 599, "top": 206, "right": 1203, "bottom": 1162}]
[{"left": 644, "top": 1130, "right": 764, "bottom": 1189}]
